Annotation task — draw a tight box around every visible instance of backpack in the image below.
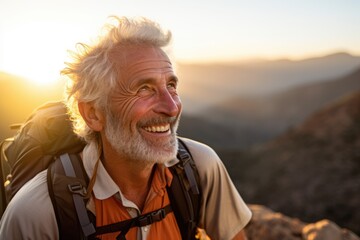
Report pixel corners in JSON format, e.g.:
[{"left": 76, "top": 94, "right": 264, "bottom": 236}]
[{"left": 0, "top": 101, "right": 201, "bottom": 240}]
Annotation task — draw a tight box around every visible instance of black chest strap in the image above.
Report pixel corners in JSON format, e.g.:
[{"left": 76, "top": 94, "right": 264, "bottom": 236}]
[{"left": 89, "top": 204, "right": 173, "bottom": 240}]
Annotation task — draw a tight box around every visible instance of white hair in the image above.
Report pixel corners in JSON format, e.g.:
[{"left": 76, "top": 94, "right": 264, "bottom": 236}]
[{"left": 61, "top": 16, "right": 172, "bottom": 142}]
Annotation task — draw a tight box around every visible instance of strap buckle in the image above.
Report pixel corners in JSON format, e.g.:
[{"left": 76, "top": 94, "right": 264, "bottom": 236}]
[
  {"left": 138, "top": 209, "right": 166, "bottom": 227},
  {"left": 177, "top": 151, "right": 191, "bottom": 168},
  {"left": 68, "top": 182, "right": 87, "bottom": 197}
]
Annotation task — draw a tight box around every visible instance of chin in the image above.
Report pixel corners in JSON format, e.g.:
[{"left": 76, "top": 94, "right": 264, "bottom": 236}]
[{"left": 140, "top": 136, "right": 178, "bottom": 164}]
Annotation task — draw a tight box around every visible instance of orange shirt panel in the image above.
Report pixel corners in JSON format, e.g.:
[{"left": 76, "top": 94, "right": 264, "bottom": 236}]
[{"left": 94, "top": 167, "right": 181, "bottom": 240}]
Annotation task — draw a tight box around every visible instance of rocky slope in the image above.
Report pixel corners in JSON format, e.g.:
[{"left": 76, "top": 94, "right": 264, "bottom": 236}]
[
  {"left": 224, "top": 91, "right": 360, "bottom": 235},
  {"left": 245, "top": 205, "right": 359, "bottom": 240}
]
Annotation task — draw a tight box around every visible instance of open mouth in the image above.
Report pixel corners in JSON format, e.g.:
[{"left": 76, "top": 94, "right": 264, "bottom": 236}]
[{"left": 143, "top": 124, "right": 171, "bottom": 133}]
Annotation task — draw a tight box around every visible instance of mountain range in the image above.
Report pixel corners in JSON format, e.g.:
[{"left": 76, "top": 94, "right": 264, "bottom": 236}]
[
  {"left": 220, "top": 91, "right": 360, "bottom": 235},
  {"left": 178, "top": 65, "right": 360, "bottom": 149},
  {"left": 177, "top": 52, "right": 360, "bottom": 114}
]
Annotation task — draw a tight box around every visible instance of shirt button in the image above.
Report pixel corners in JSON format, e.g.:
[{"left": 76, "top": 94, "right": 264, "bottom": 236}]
[{"left": 143, "top": 226, "right": 149, "bottom": 232}]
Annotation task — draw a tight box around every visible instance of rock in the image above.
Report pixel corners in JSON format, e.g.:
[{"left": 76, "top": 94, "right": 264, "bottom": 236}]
[
  {"left": 303, "top": 220, "right": 360, "bottom": 240},
  {"left": 245, "top": 205, "right": 360, "bottom": 240},
  {"left": 245, "top": 205, "right": 305, "bottom": 240}
]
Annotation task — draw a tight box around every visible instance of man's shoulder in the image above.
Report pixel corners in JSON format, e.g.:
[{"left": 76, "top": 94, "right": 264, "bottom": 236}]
[
  {"left": 179, "top": 137, "right": 217, "bottom": 157},
  {"left": 0, "top": 170, "right": 58, "bottom": 239},
  {"left": 7, "top": 170, "right": 49, "bottom": 206},
  {"left": 1, "top": 170, "right": 51, "bottom": 218},
  {"left": 178, "top": 137, "right": 222, "bottom": 172}
]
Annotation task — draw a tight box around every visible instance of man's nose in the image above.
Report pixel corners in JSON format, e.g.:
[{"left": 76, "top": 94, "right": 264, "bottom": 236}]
[{"left": 154, "top": 89, "right": 180, "bottom": 117}]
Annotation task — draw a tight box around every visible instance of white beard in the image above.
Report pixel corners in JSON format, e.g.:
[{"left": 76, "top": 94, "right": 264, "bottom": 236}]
[{"left": 104, "top": 110, "right": 179, "bottom": 165}]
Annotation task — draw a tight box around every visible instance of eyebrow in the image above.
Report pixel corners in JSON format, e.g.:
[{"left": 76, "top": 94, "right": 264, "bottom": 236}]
[
  {"left": 132, "top": 74, "right": 179, "bottom": 87},
  {"left": 168, "top": 75, "right": 179, "bottom": 84}
]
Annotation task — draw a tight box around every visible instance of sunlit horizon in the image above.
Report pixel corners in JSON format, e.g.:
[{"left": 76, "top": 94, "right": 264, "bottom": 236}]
[
  {"left": 1, "top": 0, "right": 360, "bottom": 85},
  {"left": 1, "top": 49, "right": 359, "bottom": 86}
]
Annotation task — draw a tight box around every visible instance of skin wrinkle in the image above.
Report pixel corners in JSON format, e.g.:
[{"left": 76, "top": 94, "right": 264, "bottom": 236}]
[
  {"left": 108, "top": 46, "right": 177, "bottom": 131},
  {"left": 108, "top": 46, "right": 173, "bottom": 127},
  {"left": 110, "top": 87, "right": 138, "bottom": 128},
  {"left": 103, "top": 44, "right": 181, "bottom": 166}
]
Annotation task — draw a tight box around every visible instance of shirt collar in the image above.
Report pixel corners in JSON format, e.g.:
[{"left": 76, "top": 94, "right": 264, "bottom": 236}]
[
  {"left": 82, "top": 143, "right": 119, "bottom": 200},
  {"left": 82, "top": 143, "right": 174, "bottom": 202}
]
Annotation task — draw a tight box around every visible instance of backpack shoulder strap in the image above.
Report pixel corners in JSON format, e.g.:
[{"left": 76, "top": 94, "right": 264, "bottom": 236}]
[
  {"left": 48, "top": 153, "right": 177, "bottom": 240},
  {"left": 47, "top": 138, "right": 202, "bottom": 240},
  {"left": 167, "top": 138, "right": 201, "bottom": 240},
  {"left": 47, "top": 153, "right": 96, "bottom": 239}
]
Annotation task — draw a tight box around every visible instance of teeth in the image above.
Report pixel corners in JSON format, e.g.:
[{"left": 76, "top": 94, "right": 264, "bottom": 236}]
[{"left": 144, "top": 124, "right": 170, "bottom": 133}]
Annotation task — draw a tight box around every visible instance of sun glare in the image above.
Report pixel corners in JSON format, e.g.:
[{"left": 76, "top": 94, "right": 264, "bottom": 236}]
[{"left": 0, "top": 21, "right": 90, "bottom": 86}]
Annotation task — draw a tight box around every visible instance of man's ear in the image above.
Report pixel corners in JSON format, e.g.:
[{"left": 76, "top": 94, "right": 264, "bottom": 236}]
[{"left": 78, "top": 102, "right": 105, "bottom": 132}]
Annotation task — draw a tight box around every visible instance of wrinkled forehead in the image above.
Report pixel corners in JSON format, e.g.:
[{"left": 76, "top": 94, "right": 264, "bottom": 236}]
[{"left": 109, "top": 44, "right": 172, "bottom": 71}]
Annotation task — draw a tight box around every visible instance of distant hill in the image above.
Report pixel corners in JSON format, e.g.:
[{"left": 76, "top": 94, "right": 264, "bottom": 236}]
[
  {"left": 178, "top": 114, "right": 235, "bottom": 149},
  {"left": 220, "top": 91, "right": 360, "bottom": 235},
  {"left": 178, "top": 52, "right": 360, "bottom": 114},
  {"left": 196, "top": 66, "right": 360, "bottom": 149}
]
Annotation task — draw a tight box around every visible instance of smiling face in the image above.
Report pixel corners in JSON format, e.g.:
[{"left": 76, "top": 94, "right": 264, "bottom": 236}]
[{"left": 104, "top": 44, "right": 182, "bottom": 165}]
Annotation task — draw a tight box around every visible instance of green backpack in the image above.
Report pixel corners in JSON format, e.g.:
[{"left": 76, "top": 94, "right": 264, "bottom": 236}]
[{"left": 0, "top": 101, "right": 201, "bottom": 239}]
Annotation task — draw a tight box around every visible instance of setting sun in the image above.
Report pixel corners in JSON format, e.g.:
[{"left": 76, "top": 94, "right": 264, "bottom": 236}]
[{"left": 1, "top": 22, "right": 81, "bottom": 86}]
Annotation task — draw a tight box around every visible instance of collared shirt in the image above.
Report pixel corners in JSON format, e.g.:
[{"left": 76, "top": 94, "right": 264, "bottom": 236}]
[
  {"left": 0, "top": 138, "right": 252, "bottom": 240},
  {"left": 82, "top": 150, "right": 181, "bottom": 240}
]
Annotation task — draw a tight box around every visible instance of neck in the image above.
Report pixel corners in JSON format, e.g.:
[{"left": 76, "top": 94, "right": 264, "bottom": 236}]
[{"left": 101, "top": 140, "right": 155, "bottom": 210}]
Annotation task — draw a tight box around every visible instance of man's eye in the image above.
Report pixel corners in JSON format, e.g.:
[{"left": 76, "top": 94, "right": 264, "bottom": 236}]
[
  {"left": 137, "top": 85, "right": 154, "bottom": 96},
  {"left": 138, "top": 85, "right": 151, "bottom": 92},
  {"left": 167, "top": 82, "right": 177, "bottom": 90}
]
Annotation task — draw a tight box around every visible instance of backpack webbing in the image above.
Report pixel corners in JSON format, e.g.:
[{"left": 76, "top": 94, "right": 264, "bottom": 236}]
[
  {"left": 89, "top": 204, "right": 173, "bottom": 240},
  {"left": 59, "top": 153, "right": 95, "bottom": 237},
  {"left": 47, "top": 153, "right": 90, "bottom": 239},
  {"left": 168, "top": 139, "right": 201, "bottom": 240},
  {"left": 47, "top": 138, "right": 201, "bottom": 240}
]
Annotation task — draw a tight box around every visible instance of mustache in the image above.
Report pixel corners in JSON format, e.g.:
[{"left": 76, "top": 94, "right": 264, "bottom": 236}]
[{"left": 138, "top": 116, "right": 179, "bottom": 127}]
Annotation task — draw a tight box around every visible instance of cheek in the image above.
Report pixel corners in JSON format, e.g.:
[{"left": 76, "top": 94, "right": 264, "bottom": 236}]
[
  {"left": 110, "top": 84, "right": 139, "bottom": 120},
  {"left": 128, "top": 98, "right": 154, "bottom": 117},
  {"left": 110, "top": 95, "right": 139, "bottom": 126}
]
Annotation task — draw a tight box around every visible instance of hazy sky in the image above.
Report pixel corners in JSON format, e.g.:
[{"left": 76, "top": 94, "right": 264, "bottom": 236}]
[{"left": 1, "top": 0, "right": 359, "bottom": 84}]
